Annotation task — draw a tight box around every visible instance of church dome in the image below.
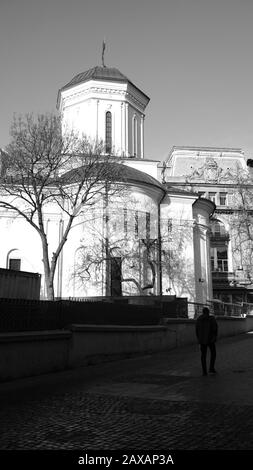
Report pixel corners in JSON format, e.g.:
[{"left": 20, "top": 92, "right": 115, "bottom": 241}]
[
  {"left": 58, "top": 66, "right": 150, "bottom": 105},
  {"left": 57, "top": 65, "right": 150, "bottom": 158},
  {"left": 60, "top": 66, "right": 130, "bottom": 91}
]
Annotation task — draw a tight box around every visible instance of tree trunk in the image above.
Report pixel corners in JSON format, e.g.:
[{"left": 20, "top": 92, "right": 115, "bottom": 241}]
[
  {"left": 40, "top": 233, "right": 55, "bottom": 300},
  {"left": 43, "top": 263, "right": 55, "bottom": 300},
  {"left": 45, "top": 276, "right": 55, "bottom": 300},
  {"left": 48, "top": 255, "right": 58, "bottom": 301}
]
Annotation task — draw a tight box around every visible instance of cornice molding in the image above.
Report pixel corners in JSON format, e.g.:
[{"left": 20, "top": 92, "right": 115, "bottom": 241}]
[
  {"left": 60, "top": 86, "right": 147, "bottom": 112},
  {"left": 168, "top": 145, "right": 244, "bottom": 156}
]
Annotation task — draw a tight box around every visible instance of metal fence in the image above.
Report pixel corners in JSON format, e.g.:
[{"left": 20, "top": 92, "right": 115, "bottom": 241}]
[
  {"left": 188, "top": 299, "right": 253, "bottom": 318},
  {"left": 1, "top": 296, "right": 252, "bottom": 333},
  {"left": 0, "top": 297, "right": 161, "bottom": 333},
  {"left": 65, "top": 296, "right": 188, "bottom": 317}
]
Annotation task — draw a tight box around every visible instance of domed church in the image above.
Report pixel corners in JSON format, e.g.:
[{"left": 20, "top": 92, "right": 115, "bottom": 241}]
[{"left": 0, "top": 62, "right": 214, "bottom": 307}]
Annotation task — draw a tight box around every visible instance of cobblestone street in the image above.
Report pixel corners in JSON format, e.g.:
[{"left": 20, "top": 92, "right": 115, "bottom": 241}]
[{"left": 1, "top": 333, "right": 253, "bottom": 451}]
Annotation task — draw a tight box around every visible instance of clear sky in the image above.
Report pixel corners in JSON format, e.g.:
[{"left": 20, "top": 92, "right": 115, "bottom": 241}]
[{"left": 1, "top": 0, "right": 253, "bottom": 161}]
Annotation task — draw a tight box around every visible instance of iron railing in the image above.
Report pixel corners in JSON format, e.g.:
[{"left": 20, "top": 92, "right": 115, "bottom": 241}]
[{"left": 189, "top": 299, "right": 253, "bottom": 318}]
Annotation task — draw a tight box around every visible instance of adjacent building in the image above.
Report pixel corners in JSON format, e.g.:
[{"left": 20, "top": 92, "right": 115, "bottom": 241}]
[{"left": 162, "top": 146, "right": 253, "bottom": 305}]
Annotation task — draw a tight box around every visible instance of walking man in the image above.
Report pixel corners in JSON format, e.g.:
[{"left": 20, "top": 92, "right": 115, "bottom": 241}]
[{"left": 196, "top": 306, "right": 218, "bottom": 376}]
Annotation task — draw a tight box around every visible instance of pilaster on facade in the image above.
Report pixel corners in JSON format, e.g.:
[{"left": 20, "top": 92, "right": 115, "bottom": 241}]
[
  {"left": 121, "top": 102, "right": 125, "bottom": 156},
  {"left": 125, "top": 103, "right": 129, "bottom": 157},
  {"left": 140, "top": 114, "right": 145, "bottom": 159},
  {"left": 96, "top": 99, "right": 99, "bottom": 141}
]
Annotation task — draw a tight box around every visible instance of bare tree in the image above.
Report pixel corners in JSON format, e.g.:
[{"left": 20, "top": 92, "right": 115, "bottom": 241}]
[
  {"left": 185, "top": 161, "right": 253, "bottom": 286},
  {"left": 160, "top": 218, "right": 195, "bottom": 298},
  {"left": 72, "top": 206, "right": 159, "bottom": 297},
  {"left": 228, "top": 165, "right": 253, "bottom": 284},
  {"left": 0, "top": 113, "right": 123, "bottom": 299},
  {"left": 72, "top": 203, "right": 195, "bottom": 298}
]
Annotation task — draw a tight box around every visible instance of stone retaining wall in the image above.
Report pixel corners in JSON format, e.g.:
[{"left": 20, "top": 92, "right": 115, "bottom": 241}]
[{"left": 1, "top": 316, "right": 253, "bottom": 382}]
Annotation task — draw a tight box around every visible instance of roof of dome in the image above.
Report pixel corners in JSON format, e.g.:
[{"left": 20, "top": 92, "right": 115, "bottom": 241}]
[
  {"left": 117, "top": 164, "right": 164, "bottom": 190},
  {"left": 61, "top": 162, "right": 164, "bottom": 191},
  {"left": 62, "top": 66, "right": 129, "bottom": 89},
  {"left": 58, "top": 66, "right": 150, "bottom": 101}
]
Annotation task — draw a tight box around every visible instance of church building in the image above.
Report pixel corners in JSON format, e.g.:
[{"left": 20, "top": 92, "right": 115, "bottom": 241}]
[{"left": 0, "top": 64, "right": 215, "bottom": 308}]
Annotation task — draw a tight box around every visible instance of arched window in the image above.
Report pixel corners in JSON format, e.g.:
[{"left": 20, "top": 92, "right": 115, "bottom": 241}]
[
  {"left": 211, "top": 219, "right": 228, "bottom": 238},
  {"left": 6, "top": 248, "right": 21, "bottom": 270},
  {"left": 105, "top": 111, "right": 112, "bottom": 153},
  {"left": 132, "top": 116, "right": 137, "bottom": 156}
]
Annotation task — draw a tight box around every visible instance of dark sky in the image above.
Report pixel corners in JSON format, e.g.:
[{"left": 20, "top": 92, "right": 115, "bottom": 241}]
[{"left": 1, "top": 0, "right": 253, "bottom": 161}]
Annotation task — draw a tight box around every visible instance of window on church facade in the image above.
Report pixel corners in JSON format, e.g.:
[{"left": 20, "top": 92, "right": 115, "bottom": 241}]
[
  {"left": 123, "top": 208, "right": 128, "bottom": 236},
  {"left": 134, "top": 211, "right": 139, "bottom": 238},
  {"left": 110, "top": 257, "right": 122, "bottom": 296},
  {"left": 111, "top": 213, "right": 117, "bottom": 232},
  {"left": 146, "top": 212, "right": 150, "bottom": 240},
  {"left": 167, "top": 218, "right": 173, "bottom": 233},
  {"left": 9, "top": 258, "right": 21, "bottom": 271},
  {"left": 105, "top": 111, "right": 112, "bottom": 153}
]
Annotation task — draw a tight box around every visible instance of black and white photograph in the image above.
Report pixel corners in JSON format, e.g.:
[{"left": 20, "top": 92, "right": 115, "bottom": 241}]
[{"left": 0, "top": 0, "right": 253, "bottom": 465}]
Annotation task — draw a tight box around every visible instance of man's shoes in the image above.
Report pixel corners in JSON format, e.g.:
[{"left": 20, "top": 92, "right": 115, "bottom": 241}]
[
  {"left": 202, "top": 372, "right": 207, "bottom": 376},
  {"left": 209, "top": 369, "right": 217, "bottom": 374}
]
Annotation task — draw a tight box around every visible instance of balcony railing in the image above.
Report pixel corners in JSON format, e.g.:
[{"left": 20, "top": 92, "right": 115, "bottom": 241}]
[
  {"left": 210, "top": 233, "right": 229, "bottom": 241},
  {"left": 212, "top": 270, "right": 235, "bottom": 284}
]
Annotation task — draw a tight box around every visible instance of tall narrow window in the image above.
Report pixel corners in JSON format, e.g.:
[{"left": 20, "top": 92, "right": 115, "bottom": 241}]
[
  {"left": 219, "top": 192, "right": 227, "bottom": 206},
  {"left": 105, "top": 111, "right": 112, "bottom": 153},
  {"left": 134, "top": 211, "right": 139, "bottom": 238},
  {"left": 217, "top": 247, "right": 228, "bottom": 272},
  {"left": 110, "top": 257, "right": 122, "bottom": 296},
  {"left": 167, "top": 218, "right": 173, "bottom": 234},
  {"left": 132, "top": 116, "right": 137, "bottom": 156},
  {"left": 146, "top": 212, "right": 150, "bottom": 240},
  {"left": 123, "top": 208, "right": 128, "bottom": 236},
  {"left": 210, "top": 247, "right": 228, "bottom": 272}
]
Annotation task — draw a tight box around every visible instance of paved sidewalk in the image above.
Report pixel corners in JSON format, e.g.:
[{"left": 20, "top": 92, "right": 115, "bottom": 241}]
[{"left": 0, "top": 332, "right": 253, "bottom": 450}]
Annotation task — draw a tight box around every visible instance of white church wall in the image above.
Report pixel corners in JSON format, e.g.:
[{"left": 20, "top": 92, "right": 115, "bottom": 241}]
[
  {"left": 59, "top": 186, "right": 161, "bottom": 298},
  {"left": 61, "top": 81, "right": 127, "bottom": 153},
  {"left": 0, "top": 181, "right": 161, "bottom": 299},
  {"left": 0, "top": 201, "right": 71, "bottom": 299},
  {"left": 60, "top": 77, "right": 148, "bottom": 159},
  {"left": 62, "top": 101, "right": 94, "bottom": 140},
  {"left": 122, "top": 159, "right": 159, "bottom": 180},
  {"left": 0, "top": 213, "right": 43, "bottom": 277}
]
